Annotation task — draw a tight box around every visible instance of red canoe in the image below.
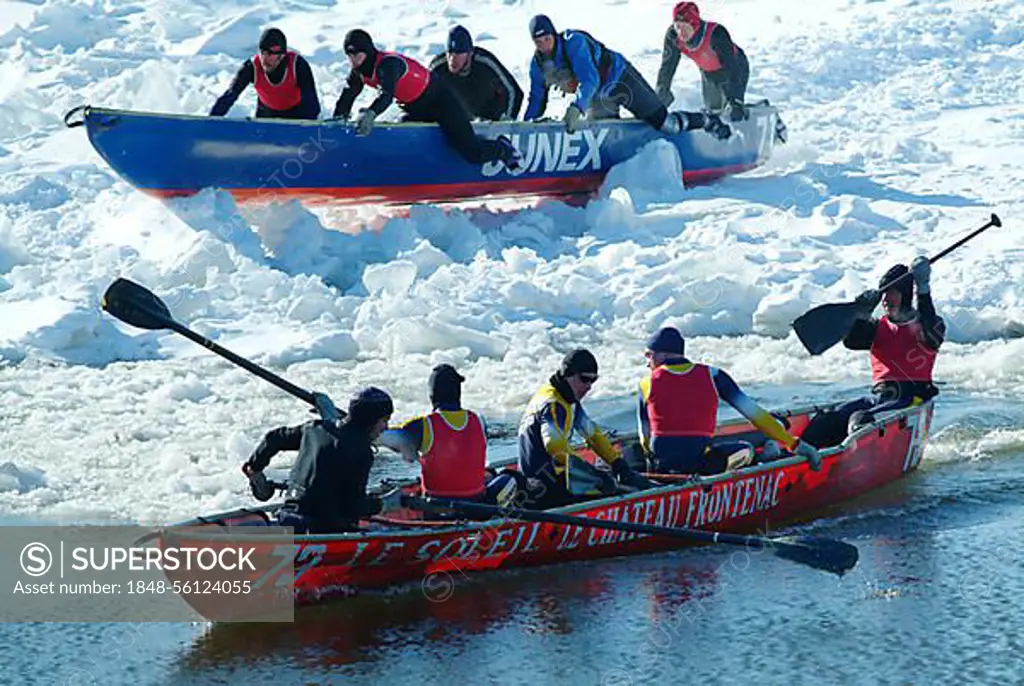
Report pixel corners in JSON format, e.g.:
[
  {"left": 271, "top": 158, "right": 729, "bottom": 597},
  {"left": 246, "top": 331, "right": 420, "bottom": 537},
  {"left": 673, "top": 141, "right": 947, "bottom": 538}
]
[{"left": 157, "top": 401, "right": 933, "bottom": 618}]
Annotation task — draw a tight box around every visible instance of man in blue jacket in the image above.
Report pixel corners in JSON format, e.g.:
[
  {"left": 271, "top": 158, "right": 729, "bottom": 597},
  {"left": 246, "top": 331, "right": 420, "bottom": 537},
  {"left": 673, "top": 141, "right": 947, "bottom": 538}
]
[{"left": 523, "top": 14, "right": 730, "bottom": 140}]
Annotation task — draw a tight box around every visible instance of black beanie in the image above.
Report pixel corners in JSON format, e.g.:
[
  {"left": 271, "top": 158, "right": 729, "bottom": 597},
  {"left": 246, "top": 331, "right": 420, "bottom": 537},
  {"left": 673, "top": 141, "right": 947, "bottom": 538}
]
[
  {"left": 880, "top": 264, "right": 914, "bottom": 308},
  {"left": 560, "top": 348, "right": 598, "bottom": 377},
  {"left": 259, "top": 27, "right": 287, "bottom": 53},
  {"left": 344, "top": 29, "right": 375, "bottom": 56},
  {"left": 429, "top": 364, "right": 465, "bottom": 407},
  {"left": 347, "top": 387, "right": 393, "bottom": 427}
]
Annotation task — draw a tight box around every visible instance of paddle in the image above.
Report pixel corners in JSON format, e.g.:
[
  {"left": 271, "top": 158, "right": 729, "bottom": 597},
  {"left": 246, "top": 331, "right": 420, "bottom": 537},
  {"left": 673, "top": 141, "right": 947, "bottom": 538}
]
[
  {"left": 404, "top": 495, "right": 859, "bottom": 576},
  {"left": 100, "top": 278, "right": 343, "bottom": 420},
  {"left": 100, "top": 278, "right": 514, "bottom": 440},
  {"left": 792, "top": 213, "right": 1002, "bottom": 355}
]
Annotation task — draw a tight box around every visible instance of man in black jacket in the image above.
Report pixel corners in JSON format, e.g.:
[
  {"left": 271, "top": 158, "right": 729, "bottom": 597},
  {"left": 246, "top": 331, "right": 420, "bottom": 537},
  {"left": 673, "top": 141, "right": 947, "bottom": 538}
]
[
  {"left": 802, "top": 258, "right": 945, "bottom": 448},
  {"left": 429, "top": 26, "right": 523, "bottom": 121},
  {"left": 210, "top": 27, "right": 321, "bottom": 120},
  {"left": 242, "top": 387, "right": 399, "bottom": 533},
  {"left": 332, "top": 28, "right": 521, "bottom": 170}
]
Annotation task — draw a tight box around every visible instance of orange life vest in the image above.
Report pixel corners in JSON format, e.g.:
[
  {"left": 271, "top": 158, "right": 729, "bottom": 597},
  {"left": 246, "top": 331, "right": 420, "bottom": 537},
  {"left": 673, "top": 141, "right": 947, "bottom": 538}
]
[
  {"left": 870, "top": 317, "right": 937, "bottom": 384},
  {"left": 676, "top": 22, "right": 734, "bottom": 73},
  {"left": 252, "top": 51, "right": 303, "bottom": 111},
  {"left": 420, "top": 410, "right": 487, "bottom": 498},
  {"left": 646, "top": 363, "right": 718, "bottom": 438},
  {"left": 364, "top": 51, "right": 431, "bottom": 104}
]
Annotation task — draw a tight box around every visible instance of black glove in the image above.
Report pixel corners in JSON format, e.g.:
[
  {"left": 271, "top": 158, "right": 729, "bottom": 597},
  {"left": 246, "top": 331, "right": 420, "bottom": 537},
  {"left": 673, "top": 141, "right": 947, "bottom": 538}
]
[
  {"left": 854, "top": 289, "right": 882, "bottom": 315},
  {"left": 247, "top": 470, "right": 276, "bottom": 502},
  {"left": 610, "top": 458, "right": 632, "bottom": 478},
  {"left": 703, "top": 113, "right": 732, "bottom": 141},
  {"left": 727, "top": 99, "right": 748, "bottom": 122}
]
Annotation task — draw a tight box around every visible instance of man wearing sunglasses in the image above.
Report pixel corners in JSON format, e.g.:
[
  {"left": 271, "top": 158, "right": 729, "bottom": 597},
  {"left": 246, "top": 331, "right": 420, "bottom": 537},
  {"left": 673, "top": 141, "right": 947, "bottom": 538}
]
[
  {"left": 332, "top": 29, "right": 521, "bottom": 171},
  {"left": 637, "top": 327, "right": 822, "bottom": 475},
  {"left": 210, "top": 27, "right": 321, "bottom": 120},
  {"left": 656, "top": 2, "right": 749, "bottom": 122},
  {"left": 518, "top": 348, "right": 650, "bottom": 509}
]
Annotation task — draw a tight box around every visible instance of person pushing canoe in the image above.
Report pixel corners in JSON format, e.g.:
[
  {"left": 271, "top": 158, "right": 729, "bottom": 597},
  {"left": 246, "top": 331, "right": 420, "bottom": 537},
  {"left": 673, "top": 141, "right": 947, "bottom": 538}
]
[
  {"left": 637, "top": 327, "right": 822, "bottom": 474},
  {"left": 332, "top": 29, "right": 522, "bottom": 170},
  {"left": 802, "top": 259, "right": 945, "bottom": 447},
  {"left": 210, "top": 28, "right": 321, "bottom": 120},
  {"left": 242, "top": 387, "right": 401, "bottom": 533},
  {"left": 523, "top": 14, "right": 732, "bottom": 141},
  {"left": 429, "top": 25, "right": 524, "bottom": 122},
  {"left": 656, "top": 2, "right": 750, "bottom": 122}
]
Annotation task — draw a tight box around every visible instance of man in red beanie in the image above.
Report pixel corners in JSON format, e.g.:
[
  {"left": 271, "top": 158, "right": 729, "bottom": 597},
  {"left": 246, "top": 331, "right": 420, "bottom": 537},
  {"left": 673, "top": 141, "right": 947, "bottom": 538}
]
[{"left": 656, "top": 2, "right": 750, "bottom": 122}]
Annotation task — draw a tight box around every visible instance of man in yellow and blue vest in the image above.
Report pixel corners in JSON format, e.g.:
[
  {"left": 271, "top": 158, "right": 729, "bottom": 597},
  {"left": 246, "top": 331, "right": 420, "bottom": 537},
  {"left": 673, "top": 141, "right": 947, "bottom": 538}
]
[
  {"left": 638, "top": 327, "right": 822, "bottom": 475},
  {"left": 518, "top": 348, "right": 651, "bottom": 509}
]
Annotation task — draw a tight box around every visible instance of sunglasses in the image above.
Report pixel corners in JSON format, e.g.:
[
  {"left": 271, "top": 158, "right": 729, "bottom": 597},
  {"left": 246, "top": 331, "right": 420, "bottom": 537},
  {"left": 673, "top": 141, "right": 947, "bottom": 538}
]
[{"left": 579, "top": 374, "right": 599, "bottom": 385}]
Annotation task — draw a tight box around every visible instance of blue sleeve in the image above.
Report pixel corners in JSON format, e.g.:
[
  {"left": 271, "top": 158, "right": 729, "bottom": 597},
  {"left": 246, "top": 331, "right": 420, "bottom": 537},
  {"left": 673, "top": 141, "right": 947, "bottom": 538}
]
[
  {"left": 399, "top": 417, "right": 426, "bottom": 452},
  {"left": 523, "top": 58, "right": 548, "bottom": 120},
  {"left": 563, "top": 32, "right": 602, "bottom": 111}
]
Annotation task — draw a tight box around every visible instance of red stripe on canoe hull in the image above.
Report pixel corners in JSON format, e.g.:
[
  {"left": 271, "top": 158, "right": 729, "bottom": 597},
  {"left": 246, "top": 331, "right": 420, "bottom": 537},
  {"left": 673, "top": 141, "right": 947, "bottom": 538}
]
[{"left": 141, "top": 163, "right": 757, "bottom": 206}]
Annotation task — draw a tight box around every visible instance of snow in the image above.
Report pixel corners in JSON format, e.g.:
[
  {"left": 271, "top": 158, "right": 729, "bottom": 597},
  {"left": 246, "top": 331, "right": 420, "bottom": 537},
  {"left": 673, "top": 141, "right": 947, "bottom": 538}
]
[{"left": 1, "top": 0, "right": 1023, "bottom": 524}]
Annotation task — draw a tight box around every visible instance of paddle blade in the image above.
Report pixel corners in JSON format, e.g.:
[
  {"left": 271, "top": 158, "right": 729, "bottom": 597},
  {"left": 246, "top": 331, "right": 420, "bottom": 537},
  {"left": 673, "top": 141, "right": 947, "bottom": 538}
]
[
  {"left": 792, "top": 301, "right": 861, "bottom": 355},
  {"left": 771, "top": 535, "right": 860, "bottom": 576},
  {"left": 101, "top": 278, "right": 176, "bottom": 331}
]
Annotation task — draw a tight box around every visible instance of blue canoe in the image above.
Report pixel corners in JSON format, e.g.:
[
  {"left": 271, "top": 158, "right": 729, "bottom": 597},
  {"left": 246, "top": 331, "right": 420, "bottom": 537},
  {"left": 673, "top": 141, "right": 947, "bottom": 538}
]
[{"left": 65, "top": 103, "right": 782, "bottom": 207}]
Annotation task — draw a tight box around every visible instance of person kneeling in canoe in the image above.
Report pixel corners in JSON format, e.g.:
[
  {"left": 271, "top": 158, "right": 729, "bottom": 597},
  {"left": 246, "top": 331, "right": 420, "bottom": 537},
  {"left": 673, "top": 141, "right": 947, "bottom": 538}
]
[
  {"left": 380, "top": 364, "right": 517, "bottom": 512},
  {"left": 332, "top": 29, "right": 522, "bottom": 171},
  {"left": 210, "top": 28, "right": 321, "bottom": 120},
  {"left": 637, "top": 327, "right": 822, "bottom": 475},
  {"left": 656, "top": 2, "right": 749, "bottom": 122},
  {"left": 802, "top": 259, "right": 944, "bottom": 448},
  {"left": 242, "top": 387, "right": 401, "bottom": 533},
  {"left": 523, "top": 14, "right": 731, "bottom": 141},
  {"left": 518, "top": 349, "right": 653, "bottom": 510}
]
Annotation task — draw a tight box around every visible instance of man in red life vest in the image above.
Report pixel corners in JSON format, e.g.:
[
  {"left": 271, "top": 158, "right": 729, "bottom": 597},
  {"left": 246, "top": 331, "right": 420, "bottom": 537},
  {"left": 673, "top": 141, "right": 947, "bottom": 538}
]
[
  {"left": 802, "top": 258, "right": 945, "bottom": 447},
  {"left": 379, "top": 364, "right": 521, "bottom": 512},
  {"left": 656, "top": 2, "right": 750, "bottom": 122},
  {"left": 210, "top": 28, "right": 321, "bottom": 120},
  {"left": 332, "top": 29, "right": 521, "bottom": 171},
  {"left": 637, "top": 327, "right": 822, "bottom": 475}
]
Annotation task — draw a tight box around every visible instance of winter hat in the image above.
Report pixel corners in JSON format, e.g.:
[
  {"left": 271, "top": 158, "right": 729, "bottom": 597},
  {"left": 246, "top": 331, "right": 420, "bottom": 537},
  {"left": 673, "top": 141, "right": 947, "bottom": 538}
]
[
  {"left": 646, "top": 327, "right": 686, "bottom": 355},
  {"left": 259, "top": 27, "right": 287, "bottom": 54},
  {"left": 347, "top": 387, "right": 394, "bottom": 426},
  {"left": 529, "top": 14, "right": 557, "bottom": 38},
  {"left": 560, "top": 348, "right": 599, "bottom": 377},
  {"left": 344, "top": 28, "right": 376, "bottom": 56},
  {"left": 429, "top": 364, "right": 465, "bottom": 407},
  {"left": 673, "top": 2, "right": 701, "bottom": 31},
  {"left": 448, "top": 25, "right": 473, "bottom": 53},
  {"left": 880, "top": 264, "right": 914, "bottom": 307}
]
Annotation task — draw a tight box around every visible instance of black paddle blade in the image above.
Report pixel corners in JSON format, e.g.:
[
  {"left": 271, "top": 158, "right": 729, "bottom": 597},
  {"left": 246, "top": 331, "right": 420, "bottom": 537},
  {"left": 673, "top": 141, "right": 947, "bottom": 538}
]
[
  {"left": 100, "top": 278, "right": 176, "bottom": 331},
  {"left": 792, "top": 301, "right": 861, "bottom": 355},
  {"left": 771, "top": 535, "right": 860, "bottom": 576}
]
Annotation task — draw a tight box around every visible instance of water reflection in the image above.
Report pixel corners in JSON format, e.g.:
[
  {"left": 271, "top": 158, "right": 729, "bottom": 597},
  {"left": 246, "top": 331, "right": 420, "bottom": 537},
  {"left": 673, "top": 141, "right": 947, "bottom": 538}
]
[{"left": 180, "top": 554, "right": 724, "bottom": 676}]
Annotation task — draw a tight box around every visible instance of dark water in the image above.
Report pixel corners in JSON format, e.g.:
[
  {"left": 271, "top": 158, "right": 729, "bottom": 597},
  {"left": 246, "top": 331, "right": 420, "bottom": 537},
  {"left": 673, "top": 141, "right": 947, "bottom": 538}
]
[{"left": 6, "top": 390, "right": 1024, "bottom": 686}]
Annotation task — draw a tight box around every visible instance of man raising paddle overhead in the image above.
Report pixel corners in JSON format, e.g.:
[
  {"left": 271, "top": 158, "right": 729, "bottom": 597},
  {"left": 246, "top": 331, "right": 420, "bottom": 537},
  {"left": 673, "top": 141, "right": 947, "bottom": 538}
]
[
  {"left": 802, "top": 258, "right": 945, "bottom": 447},
  {"left": 242, "top": 387, "right": 401, "bottom": 533}
]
